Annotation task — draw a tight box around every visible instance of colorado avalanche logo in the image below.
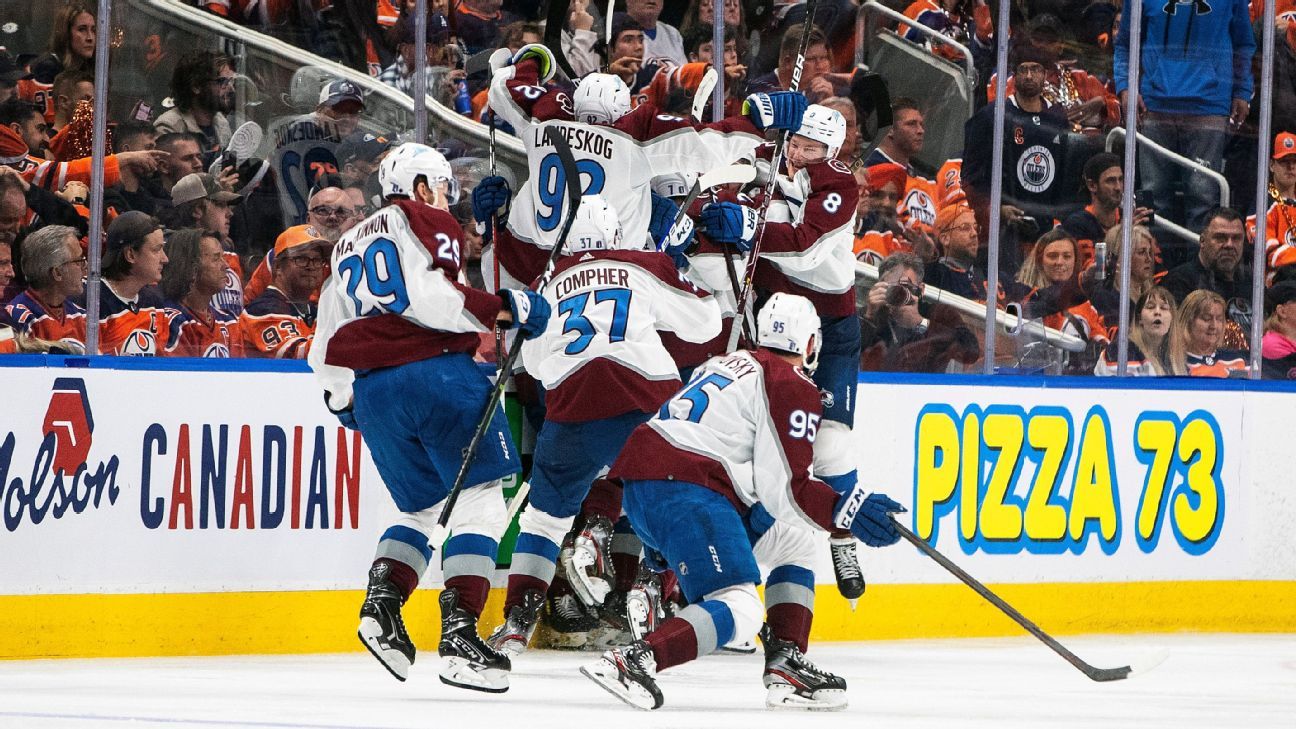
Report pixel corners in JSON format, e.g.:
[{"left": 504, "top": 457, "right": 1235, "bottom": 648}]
[
  {"left": 120, "top": 329, "right": 158, "bottom": 356},
  {"left": 1017, "top": 145, "right": 1055, "bottom": 194}
]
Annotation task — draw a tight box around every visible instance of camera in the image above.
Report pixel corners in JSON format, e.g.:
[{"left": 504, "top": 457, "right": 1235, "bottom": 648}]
[{"left": 885, "top": 281, "right": 921, "bottom": 308}]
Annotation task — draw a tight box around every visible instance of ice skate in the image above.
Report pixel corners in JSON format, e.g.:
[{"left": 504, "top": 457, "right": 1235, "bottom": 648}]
[
  {"left": 580, "top": 640, "right": 664, "bottom": 710},
  {"left": 759, "top": 625, "right": 847, "bottom": 711},
  {"left": 488, "top": 589, "right": 545, "bottom": 658},
  {"left": 829, "top": 535, "right": 865, "bottom": 607},
  {"left": 588, "top": 589, "right": 632, "bottom": 649},
  {"left": 562, "top": 514, "right": 615, "bottom": 606},
  {"left": 539, "top": 592, "right": 600, "bottom": 649},
  {"left": 438, "top": 588, "right": 511, "bottom": 693},
  {"left": 356, "top": 561, "right": 415, "bottom": 681},
  {"left": 625, "top": 569, "right": 664, "bottom": 641}
]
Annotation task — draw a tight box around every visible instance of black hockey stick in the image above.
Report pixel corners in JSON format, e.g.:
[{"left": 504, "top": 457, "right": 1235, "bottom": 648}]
[
  {"left": 892, "top": 519, "right": 1133, "bottom": 682},
  {"left": 543, "top": 0, "right": 577, "bottom": 80},
  {"left": 434, "top": 125, "right": 583, "bottom": 540},
  {"left": 727, "top": 0, "right": 821, "bottom": 352}
]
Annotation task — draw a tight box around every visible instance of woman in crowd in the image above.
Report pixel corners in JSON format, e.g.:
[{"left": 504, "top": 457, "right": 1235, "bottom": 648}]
[
  {"left": 1085, "top": 224, "right": 1158, "bottom": 331},
  {"left": 1168, "top": 289, "right": 1248, "bottom": 378},
  {"left": 44, "top": 2, "right": 97, "bottom": 76},
  {"left": 1261, "top": 281, "right": 1296, "bottom": 380},
  {"left": 1019, "top": 227, "right": 1109, "bottom": 352},
  {"left": 1094, "top": 286, "right": 1174, "bottom": 376}
]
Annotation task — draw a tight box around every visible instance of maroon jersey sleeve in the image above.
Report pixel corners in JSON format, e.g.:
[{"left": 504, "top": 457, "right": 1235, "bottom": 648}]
[
  {"left": 395, "top": 199, "right": 503, "bottom": 326},
  {"left": 757, "top": 350, "right": 840, "bottom": 531},
  {"left": 759, "top": 158, "right": 859, "bottom": 255},
  {"left": 501, "top": 57, "right": 573, "bottom": 122}
]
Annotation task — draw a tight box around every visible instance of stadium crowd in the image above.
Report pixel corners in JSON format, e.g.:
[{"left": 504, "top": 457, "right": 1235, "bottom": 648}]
[{"left": 1, "top": 0, "right": 1295, "bottom": 379}]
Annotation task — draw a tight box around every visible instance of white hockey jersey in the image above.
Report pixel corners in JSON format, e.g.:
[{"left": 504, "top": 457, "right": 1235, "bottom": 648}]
[
  {"left": 521, "top": 249, "right": 721, "bottom": 422},
  {"left": 310, "top": 199, "right": 503, "bottom": 410},
  {"left": 610, "top": 348, "right": 840, "bottom": 534}
]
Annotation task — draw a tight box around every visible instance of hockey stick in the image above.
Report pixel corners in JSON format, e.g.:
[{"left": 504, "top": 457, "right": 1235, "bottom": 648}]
[
  {"left": 488, "top": 109, "right": 506, "bottom": 370},
  {"left": 692, "top": 67, "right": 719, "bottom": 123},
  {"left": 726, "top": 0, "right": 821, "bottom": 352},
  {"left": 892, "top": 520, "right": 1134, "bottom": 682},
  {"left": 544, "top": 0, "right": 577, "bottom": 80},
  {"left": 505, "top": 480, "right": 532, "bottom": 525},
  {"left": 434, "top": 125, "right": 583, "bottom": 541}
]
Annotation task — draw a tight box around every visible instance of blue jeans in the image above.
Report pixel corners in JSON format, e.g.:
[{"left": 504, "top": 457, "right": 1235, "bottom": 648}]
[{"left": 1140, "top": 112, "right": 1229, "bottom": 233}]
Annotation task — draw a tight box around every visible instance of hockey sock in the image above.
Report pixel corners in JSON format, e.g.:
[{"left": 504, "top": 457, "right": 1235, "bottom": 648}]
[
  {"left": 644, "top": 614, "right": 703, "bottom": 671},
  {"left": 581, "top": 478, "right": 623, "bottom": 523},
  {"left": 765, "top": 564, "right": 815, "bottom": 653},
  {"left": 373, "top": 558, "right": 419, "bottom": 601},
  {"left": 646, "top": 585, "right": 761, "bottom": 670},
  {"left": 441, "top": 533, "right": 499, "bottom": 617},
  {"left": 506, "top": 532, "right": 561, "bottom": 612},
  {"left": 373, "top": 524, "right": 434, "bottom": 600},
  {"left": 611, "top": 517, "right": 642, "bottom": 594}
]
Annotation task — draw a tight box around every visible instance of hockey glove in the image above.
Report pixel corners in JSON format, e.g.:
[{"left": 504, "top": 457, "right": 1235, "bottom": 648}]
[
  {"left": 650, "top": 192, "right": 695, "bottom": 257},
  {"left": 510, "top": 43, "right": 557, "bottom": 83},
  {"left": 743, "top": 91, "right": 808, "bottom": 132},
  {"left": 499, "top": 288, "right": 552, "bottom": 340},
  {"left": 698, "top": 201, "right": 758, "bottom": 252},
  {"left": 324, "top": 394, "right": 359, "bottom": 431},
  {"left": 832, "top": 486, "right": 904, "bottom": 548},
  {"left": 472, "top": 175, "right": 511, "bottom": 237}
]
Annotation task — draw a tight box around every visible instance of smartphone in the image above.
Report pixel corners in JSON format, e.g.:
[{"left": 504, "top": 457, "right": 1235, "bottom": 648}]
[
  {"left": 1135, "top": 189, "right": 1156, "bottom": 218},
  {"left": 221, "top": 150, "right": 238, "bottom": 173}
]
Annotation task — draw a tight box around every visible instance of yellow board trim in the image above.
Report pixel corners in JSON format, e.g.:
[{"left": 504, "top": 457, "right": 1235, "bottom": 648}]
[{"left": 4, "top": 581, "right": 1294, "bottom": 660}]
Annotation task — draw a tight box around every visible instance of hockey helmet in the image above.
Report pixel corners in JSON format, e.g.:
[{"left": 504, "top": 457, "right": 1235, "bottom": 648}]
[
  {"left": 572, "top": 73, "right": 632, "bottom": 125},
  {"left": 651, "top": 171, "right": 697, "bottom": 200},
  {"left": 794, "top": 104, "right": 846, "bottom": 161},
  {"left": 565, "top": 194, "right": 624, "bottom": 254},
  {"left": 757, "top": 292, "right": 822, "bottom": 373},
  {"left": 378, "top": 142, "right": 460, "bottom": 203}
]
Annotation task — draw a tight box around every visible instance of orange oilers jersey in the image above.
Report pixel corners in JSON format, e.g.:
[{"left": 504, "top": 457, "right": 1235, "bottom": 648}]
[
  {"left": 10, "top": 152, "right": 122, "bottom": 192},
  {"left": 164, "top": 302, "right": 242, "bottom": 358},
  {"left": 97, "top": 282, "right": 171, "bottom": 356},
  {"left": 854, "top": 229, "right": 903, "bottom": 265},
  {"left": 1248, "top": 200, "right": 1296, "bottom": 283},
  {"left": 5, "top": 290, "right": 88, "bottom": 354},
  {"left": 936, "top": 158, "right": 965, "bottom": 206},
  {"left": 240, "top": 287, "right": 314, "bottom": 359},
  {"left": 1186, "top": 349, "right": 1248, "bottom": 378},
  {"left": 16, "top": 78, "right": 55, "bottom": 125},
  {"left": 898, "top": 174, "right": 939, "bottom": 231}
]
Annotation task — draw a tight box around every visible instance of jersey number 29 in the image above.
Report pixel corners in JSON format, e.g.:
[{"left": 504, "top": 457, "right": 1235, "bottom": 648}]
[{"left": 337, "top": 237, "right": 411, "bottom": 316}]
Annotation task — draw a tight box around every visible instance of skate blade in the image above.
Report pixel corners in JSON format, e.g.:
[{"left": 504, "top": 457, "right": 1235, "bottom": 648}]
[
  {"left": 357, "top": 618, "right": 411, "bottom": 682},
  {"left": 580, "top": 659, "right": 662, "bottom": 710},
  {"left": 719, "top": 639, "right": 758, "bottom": 655},
  {"left": 439, "top": 656, "right": 509, "bottom": 693},
  {"left": 765, "top": 683, "right": 847, "bottom": 711}
]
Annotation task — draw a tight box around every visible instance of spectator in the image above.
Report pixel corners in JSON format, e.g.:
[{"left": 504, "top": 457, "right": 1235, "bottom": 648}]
[
  {"left": 0, "top": 238, "right": 13, "bottom": 303},
  {"left": 1161, "top": 206, "right": 1251, "bottom": 319},
  {"left": 1262, "top": 280, "right": 1296, "bottom": 379},
  {"left": 860, "top": 251, "right": 981, "bottom": 372},
  {"left": 986, "top": 15, "right": 1116, "bottom": 134},
  {"left": 1094, "top": 285, "right": 1175, "bottom": 376},
  {"left": 41, "top": 2, "right": 96, "bottom": 77},
  {"left": 453, "top": 0, "right": 518, "bottom": 55},
  {"left": 50, "top": 69, "right": 93, "bottom": 132},
  {"left": 746, "top": 23, "right": 836, "bottom": 103},
  {"left": 378, "top": 12, "right": 457, "bottom": 98},
  {"left": 0, "top": 171, "right": 26, "bottom": 252},
  {"left": 155, "top": 51, "right": 236, "bottom": 153},
  {"left": 561, "top": 0, "right": 601, "bottom": 78},
  {"left": 854, "top": 162, "right": 908, "bottom": 264},
  {"left": 1061, "top": 152, "right": 1153, "bottom": 268},
  {"left": 272, "top": 80, "right": 365, "bottom": 225},
  {"left": 161, "top": 228, "right": 242, "bottom": 358},
  {"left": 99, "top": 211, "right": 170, "bottom": 355},
  {"left": 607, "top": 13, "right": 649, "bottom": 93},
  {"left": 683, "top": 24, "right": 746, "bottom": 102},
  {"left": 682, "top": 0, "right": 744, "bottom": 37},
  {"left": 244, "top": 185, "right": 354, "bottom": 304},
  {"left": 3, "top": 224, "right": 87, "bottom": 353},
  {"left": 924, "top": 201, "right": 996, "bottom": 302},
  {"left": 0, "top": 167, "right": 86, "bottom": 283},
  {"left": 0, "top": 53, "right": 32, "bottom": 105},
  {"left": 628, "top": 0, "right": 687, "bottom": 67},
  {"left": 1020, "top": 228, "right": 1110, "bottom": 353},
  {"left": 902, "top": 0, "right": 993, "bottom": 67},
  {"left": 336, "top": 130, "right": 393, "bottom": 191},
  {"left": 166, "top": 172, "right": 246, "bottom": 314},
  {"left": 155, "top": 132, "right": 206, "bottom": 196},
  {"left": 1114, "top": 0, "right": 1256, "bottom": 233},
  {"left": 240, "top": 225, "right": 325, "bottom": 359},
  {"left": 1250, "top": 131, "right": 1296, "bottom": 282},
  {"left": 818, "top": 96, "right": 860, "bottom": 164},
  {"left": 863, "top": 98, "right": 938, "bottom": 233},
  {"left": 1167, "top": 289, "right": 1248, "bottom": 377},
  {"left": 105, "top": 120, "right": 163, "bottom": 214},
  {"left": 963, "top": 44, "right": 1071, "bottom": 278},
  {"left": 1085, "top": 223, "right": 1159, "bottom": 330}
]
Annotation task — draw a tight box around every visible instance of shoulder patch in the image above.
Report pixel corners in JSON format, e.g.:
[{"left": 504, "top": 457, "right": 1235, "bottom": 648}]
[{"left": 827, "top": 158, "right": 852, "bottom": 175}]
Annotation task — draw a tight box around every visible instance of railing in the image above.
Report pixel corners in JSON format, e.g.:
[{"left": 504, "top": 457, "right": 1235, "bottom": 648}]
[
  {"left": 856, "top": 1, "right": 977, "bottom": 116},
  {"left": 1104, "top": 127, "right": 1230, "bottom": 245}
]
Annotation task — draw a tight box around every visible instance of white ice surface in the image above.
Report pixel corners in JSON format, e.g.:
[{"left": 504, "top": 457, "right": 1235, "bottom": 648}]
[{"left": 2, "top": 634, "right": 1293, "bottom": 729}]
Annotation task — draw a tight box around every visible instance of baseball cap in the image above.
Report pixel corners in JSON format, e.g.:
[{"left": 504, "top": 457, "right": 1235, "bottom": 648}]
[
  {"left": 0, "top": 52, "right": 31, "bottom": 84},
  {"left": 337, "top": 131, "right": 393, "bottom": 165},
  {"left": 1273, "top": 132, "right": 1296, "bottom": 160},
  {"left": 319, "top": 79, "right": 364, "bottom": 109},
  {"left": 1029, "top": 14, "right": 1064, "bottom": 39},
  {"left": 106, "top": 211, "right": 161, "bottom": 252},
  {"left": 171, "top": 173, "right": 243, "bottom": 206},
  {"left": 1265, "top": 280, "right": 1296, "bottom": 317},
  {"left": 392, "top": 11, "right": 451, "bottom": 46},
  {"left": 934, "top": 202, "right": 975, "bottom": 234},
  {"left": 273, "top": 224, "right": 329, "bottom": 259}
]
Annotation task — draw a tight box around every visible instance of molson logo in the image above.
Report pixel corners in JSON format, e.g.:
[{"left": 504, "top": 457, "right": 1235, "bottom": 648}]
[{"left": 0, "top": 378, "right": 120, "bottom": 531}]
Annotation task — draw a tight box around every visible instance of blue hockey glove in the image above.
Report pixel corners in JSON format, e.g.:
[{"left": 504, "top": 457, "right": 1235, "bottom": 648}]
[
  {"left": 650, "top": 192, "right": 696, "bottom": 262},
  {"left": 698, "top": 201, "right": 758, "bottom": 251},
  {"left": 498, "top": 288, "right": 552, "bottom": 340},
  {"left": 324, "top": 394, "right": 359, "bottom": 431},
  {"left": 510, "top": 43, "right": 556, "bottom": 83},
  {"left": 832, "top": 487, "right": 905, "bottom": 548},
  {"left": 472, "top": 175, "right": 511, "bottom": 242},
  {"left": 744, "top": 91, "right": 808, "bottom": 132}
]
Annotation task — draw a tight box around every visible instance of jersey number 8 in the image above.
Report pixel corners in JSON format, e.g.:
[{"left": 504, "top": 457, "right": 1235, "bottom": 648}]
[
  {"left": 536, "top": 152, "right": 606, "bottom": 232},
  {"left": 337, "top": 237, "right": 411, "bottom": 316}
]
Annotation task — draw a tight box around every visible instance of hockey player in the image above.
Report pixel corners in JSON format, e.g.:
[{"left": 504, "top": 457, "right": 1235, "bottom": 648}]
[
  {"left": 488, "top": 194, "right": 722, "bottom": 657},
  {"left": 309, "top": 142, "right": 551, "bottom": 693},
  {"left": 478, "top": 43, "right": 805, "bottom": 289},
  {"left": 697, "top": 105, "right": 869, "bottom": 605},
  {"left": 584, "top": 293, "right": 904, "bottom": 710}
]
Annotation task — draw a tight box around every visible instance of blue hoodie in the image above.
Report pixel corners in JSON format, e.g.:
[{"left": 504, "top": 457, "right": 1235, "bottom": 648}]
[{"left": 1113, "top": 0, "right": 1256, "bottom": 116}]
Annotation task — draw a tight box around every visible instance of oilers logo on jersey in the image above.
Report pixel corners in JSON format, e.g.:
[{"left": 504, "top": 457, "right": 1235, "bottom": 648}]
[
  {"left": 1017, "top": 145, "right": 1056, "bottom": 194},
  {"left": 121, "top": 330, "right": 159, "bottom": 356}
]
